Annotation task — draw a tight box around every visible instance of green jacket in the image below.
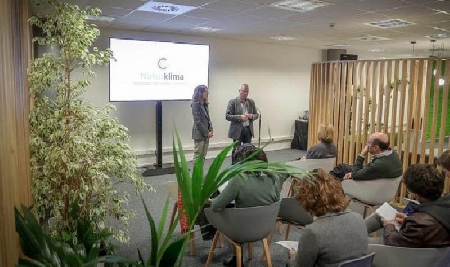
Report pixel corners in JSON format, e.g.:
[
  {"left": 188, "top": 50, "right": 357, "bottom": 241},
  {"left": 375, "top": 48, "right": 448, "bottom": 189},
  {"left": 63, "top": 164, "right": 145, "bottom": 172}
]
[
  {"left": 211, "top": 173, "right": 285, "bottom": 212},
  {"left": 351, "top": 150, "right": 403, "bottom": 181}
]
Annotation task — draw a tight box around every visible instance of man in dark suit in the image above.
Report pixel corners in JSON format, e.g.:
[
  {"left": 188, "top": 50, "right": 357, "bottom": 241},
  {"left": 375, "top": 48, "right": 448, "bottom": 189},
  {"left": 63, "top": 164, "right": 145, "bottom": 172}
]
[
  {"left": 225, "top": 84, "right": 259, "bottom": 145},
  {"left": 191, "top": 85, "right": 213, "bottom": 162}
]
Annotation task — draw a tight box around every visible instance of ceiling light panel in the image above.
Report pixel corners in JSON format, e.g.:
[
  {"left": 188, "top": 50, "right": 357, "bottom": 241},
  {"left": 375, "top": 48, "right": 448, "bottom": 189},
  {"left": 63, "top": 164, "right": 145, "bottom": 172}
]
[
  {"left": 352, "top": 35, "right": 391, "bottom": 41},
  {"left": 138, "top": 1, "right": 197, "bottom": 15},
  {"left": 270, "top": 0, "right": 333, "bottom": 13},
  {"left": 366, "top": 19, "right": 415, "bottom": 29}
]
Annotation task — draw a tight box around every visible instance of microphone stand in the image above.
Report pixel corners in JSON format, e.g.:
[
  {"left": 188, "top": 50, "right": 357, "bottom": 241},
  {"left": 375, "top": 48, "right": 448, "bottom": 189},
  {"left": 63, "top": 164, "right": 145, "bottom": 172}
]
[{"left": 257, "top": 108, "right": 262, "bottom": 148}]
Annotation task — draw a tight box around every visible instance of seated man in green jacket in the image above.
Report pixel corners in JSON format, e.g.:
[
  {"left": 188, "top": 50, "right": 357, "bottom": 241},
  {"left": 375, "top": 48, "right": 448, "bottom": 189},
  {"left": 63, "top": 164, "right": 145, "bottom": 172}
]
[{"left": 331, "top": 132, "right": 403, "bottom": 181}]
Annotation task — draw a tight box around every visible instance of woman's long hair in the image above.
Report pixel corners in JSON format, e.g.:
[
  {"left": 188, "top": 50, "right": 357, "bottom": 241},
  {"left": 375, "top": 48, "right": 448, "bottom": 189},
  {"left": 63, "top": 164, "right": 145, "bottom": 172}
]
[{"left": 191, "top": 84, "right": 208, "bottom": 105}]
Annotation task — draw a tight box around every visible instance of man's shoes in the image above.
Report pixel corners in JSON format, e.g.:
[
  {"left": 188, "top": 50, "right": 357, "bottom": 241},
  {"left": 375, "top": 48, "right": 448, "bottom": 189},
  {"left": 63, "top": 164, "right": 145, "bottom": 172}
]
[{"left": 222, "top": 256, "right": 244, "bottom": 267}]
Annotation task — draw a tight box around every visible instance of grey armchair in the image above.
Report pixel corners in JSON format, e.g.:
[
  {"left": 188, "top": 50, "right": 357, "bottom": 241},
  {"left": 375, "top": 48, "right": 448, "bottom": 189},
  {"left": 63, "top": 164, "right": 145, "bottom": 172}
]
[
  {"left": 338, "top": 252, "right": 375, "bottom": 267},
  {"left": 204, "top": 201, "right": 281, "bottom": 267},
  {"left": 368, "top": 244, "right": 449, "bottom": 267},
  {"left": 268, "top": 197, "right": 313, "bottom": 241},
  {"left": 342, "top": 176, "right": 402, "bottom": 218}
]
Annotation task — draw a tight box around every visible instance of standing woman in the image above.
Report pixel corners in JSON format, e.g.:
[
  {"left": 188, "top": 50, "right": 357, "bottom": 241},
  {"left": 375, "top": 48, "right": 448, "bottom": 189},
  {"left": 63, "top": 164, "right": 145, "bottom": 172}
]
[{"left": 191, "top": 84, "right": 213, "bottom": 162}]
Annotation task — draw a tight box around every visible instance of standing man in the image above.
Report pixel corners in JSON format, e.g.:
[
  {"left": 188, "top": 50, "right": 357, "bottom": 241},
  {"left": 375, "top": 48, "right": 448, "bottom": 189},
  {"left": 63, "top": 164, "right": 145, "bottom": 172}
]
[
  {"left": 225, "top": 84, "right": 259, "bottom": 145},
  {"left": 191, "top": 85, "right": 213, "bottom": 162}
]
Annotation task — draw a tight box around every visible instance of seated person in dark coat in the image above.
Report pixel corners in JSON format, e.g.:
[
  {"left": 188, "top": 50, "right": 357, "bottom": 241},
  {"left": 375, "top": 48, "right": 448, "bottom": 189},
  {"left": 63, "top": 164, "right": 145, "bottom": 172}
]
[
  {"left": 330, "top": 132, "right": 402, "bottom": 181},
  {"left": 365, "top": 163, "right": 450, "bottom": 247},
  {"left": 303, "top": 123, "right": 337, "bottom": 159}
]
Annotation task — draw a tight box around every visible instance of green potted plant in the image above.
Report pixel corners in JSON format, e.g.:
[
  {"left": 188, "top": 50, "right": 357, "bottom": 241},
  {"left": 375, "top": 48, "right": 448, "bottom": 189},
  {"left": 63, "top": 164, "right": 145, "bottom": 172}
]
[
  {"left": 17, "top": 131, "right": 307, "bottom": 266},
  {"left": 28, "top": 0, "right": 151, "bottom": 246}
]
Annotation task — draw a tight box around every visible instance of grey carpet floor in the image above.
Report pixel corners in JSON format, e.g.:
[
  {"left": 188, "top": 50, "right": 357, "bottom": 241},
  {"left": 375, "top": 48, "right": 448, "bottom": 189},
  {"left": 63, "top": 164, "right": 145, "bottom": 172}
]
[{"left": 113, "top": 148, "right": 365, "bottom": 266}]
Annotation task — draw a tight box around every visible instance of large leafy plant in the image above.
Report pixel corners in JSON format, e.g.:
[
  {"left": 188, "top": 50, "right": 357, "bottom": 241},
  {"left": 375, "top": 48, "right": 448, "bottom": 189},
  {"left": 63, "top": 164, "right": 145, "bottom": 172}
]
[
  {"left": 28, "top": 0, "right": 150, "bottom": 245},
  {"left": 137, "top": 131, "right": 307, "bottom": 266}
]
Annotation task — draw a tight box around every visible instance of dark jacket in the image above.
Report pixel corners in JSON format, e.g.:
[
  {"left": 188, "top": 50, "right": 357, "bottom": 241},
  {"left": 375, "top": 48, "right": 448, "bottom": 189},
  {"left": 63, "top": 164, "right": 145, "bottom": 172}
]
[
  {"left": 384, "top": 194, "right": 450, "bottom": 248},
  {"left": 225, "top": 97, "right": 258, "bottom": 140},
  {"left": 191, "top": 102, "right": 212, "bottom": 141},
  {"left": 351, "top": 150, "right": 403, "bottom": 181},
  {"left": 306, "top": 142, "right": 337, "bottom": 159}
]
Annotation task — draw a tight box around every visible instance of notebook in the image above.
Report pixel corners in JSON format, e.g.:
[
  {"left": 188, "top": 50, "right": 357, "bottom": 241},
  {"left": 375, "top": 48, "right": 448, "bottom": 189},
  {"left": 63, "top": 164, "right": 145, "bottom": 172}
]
[{"left": 376, "top": 202, "right": 401, "bottom": 231}]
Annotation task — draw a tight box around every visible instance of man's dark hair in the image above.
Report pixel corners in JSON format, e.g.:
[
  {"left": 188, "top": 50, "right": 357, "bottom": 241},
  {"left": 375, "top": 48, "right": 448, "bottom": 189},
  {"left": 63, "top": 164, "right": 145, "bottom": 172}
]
[
  {"left": 372, "top": 138, "right": 389, "bottom": 150},
  {"left": 436, "top": 150, "right": 450, "bottom": 171},
  {"left": 403, "top": 163, "right": 444, "bottom": 201},
  {"left": 231, "top": 144, "right": 268, "bottom": 165}
]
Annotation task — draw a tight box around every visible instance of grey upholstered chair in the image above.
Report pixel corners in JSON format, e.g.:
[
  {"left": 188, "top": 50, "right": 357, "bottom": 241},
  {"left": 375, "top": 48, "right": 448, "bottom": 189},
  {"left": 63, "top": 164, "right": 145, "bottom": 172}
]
[
  {"left": 268, "top": 197, "right": 313, "bottom": 242},
  {"left": 337, "top": 252, "right": 375, "bottom": 267},
  {"left": 204, "top": 201, "right": 281, "bottom": 267},
  {"left": 285, "top": 158, "right": 336, "bottom": 197},
  {"left": 342, "top": 176, "right": 402, "bottom": 218},
  {"left": 368, "top": 244, "right": 449, "bottom": 267}
]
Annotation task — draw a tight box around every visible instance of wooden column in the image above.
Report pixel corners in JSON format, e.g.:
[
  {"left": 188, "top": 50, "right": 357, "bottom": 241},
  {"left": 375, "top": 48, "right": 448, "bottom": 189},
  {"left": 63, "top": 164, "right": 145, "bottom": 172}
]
[{"left": 0, "top": 0, "right": 32, "bottom": 266}]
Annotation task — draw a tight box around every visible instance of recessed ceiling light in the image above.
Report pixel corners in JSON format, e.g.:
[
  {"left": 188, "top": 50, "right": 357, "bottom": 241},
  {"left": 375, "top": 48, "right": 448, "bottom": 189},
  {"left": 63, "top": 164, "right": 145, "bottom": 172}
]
[
  {"left": 426, "top": 33, "right": 450, "bottom": 39},
  {"left": 368, "top": 48, "right": 383, "bottom": 52},
  {"left": 366, "top": 19, "right": 415, "bottom": 29},
  {"left": 87, "top": 15, "right": 115, "bottom": 22},
  {"left": 328, "top": 43, "right": 351, "bottom": 47},
  {"left": 270, "top": 35, "right": 297, "bottom": 41},
  {"left": 138, "top": 1, "right": 197, "bottom": 15},
  {"left": 270, "top": 0, "right": 332, "bottom": 13},
  {"left": 352, "top": 35, "right": 391, "bottom": 41},
  {"left": 192, "top": 26, "right": 222, "bottom": 32}
]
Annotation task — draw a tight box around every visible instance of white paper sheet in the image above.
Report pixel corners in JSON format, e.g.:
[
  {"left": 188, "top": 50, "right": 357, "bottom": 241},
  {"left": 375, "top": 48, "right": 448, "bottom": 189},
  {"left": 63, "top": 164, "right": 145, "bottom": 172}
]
[
  {"left": 276, "top": 241, "right": 299, "bottom": 251},
  {"left": 376, "top": 202, "right": 401, "bottom": 231}
]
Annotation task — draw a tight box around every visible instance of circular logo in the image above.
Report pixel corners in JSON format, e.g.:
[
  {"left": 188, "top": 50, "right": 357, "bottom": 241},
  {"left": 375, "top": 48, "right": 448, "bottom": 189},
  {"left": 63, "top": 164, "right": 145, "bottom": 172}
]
[{"left": 158, "top": 57, "right": 168, "bottom": 69}]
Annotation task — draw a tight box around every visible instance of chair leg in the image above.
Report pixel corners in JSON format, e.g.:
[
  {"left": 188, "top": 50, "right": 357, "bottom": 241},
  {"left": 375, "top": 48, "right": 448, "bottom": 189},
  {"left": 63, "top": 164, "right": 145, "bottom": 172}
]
[
  {"left": 248, "top": 243, "right": 253, "bottom": 260},
  {"left": 205, "top": 232, "right": 221, "bottom": 267},
  {"left": 262, "top": 238, "right": 273, "bottom": 267},
  {"left": 190, "top": 232, "right": 195, "bottom": 256},
  {"left": 168, "top": 202, "right": 177, "bottom": 230},
  {"left": 277, "top": 221, "right": 283, "bottom": 234},
  {"left": 235, "top": 244, "right": 243, "bottom": 267},
  {"left": 284, "top": 224, "right": 291, "bottom": 240}
]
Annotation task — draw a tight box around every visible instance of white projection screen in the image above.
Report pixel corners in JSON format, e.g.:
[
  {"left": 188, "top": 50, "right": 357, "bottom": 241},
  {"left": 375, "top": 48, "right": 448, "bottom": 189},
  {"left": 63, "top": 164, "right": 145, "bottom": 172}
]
[{"left": 109, "top": 38, "right": 210, "bottom": 101}]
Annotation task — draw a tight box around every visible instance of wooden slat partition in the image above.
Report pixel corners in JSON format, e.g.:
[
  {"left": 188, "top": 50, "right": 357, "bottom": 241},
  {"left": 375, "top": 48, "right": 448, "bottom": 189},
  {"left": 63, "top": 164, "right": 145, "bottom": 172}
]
[
  {"left": 0, "top": 0, "right": 32, "bottom": 266},
  {"left": 309, "top": 58, "right": 450, "bottom": 203}
]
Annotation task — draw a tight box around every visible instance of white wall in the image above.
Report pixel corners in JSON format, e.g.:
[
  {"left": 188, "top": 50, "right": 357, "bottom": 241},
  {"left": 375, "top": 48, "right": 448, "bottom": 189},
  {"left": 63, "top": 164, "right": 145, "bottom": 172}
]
[{"left": 85, "top": 28, "right": 321, "bottom": 165}]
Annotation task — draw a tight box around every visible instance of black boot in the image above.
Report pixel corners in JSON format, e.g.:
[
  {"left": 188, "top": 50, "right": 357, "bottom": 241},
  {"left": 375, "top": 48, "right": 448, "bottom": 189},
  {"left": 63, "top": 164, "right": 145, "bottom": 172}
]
[{"left": 222, "top": 256, "right": 244, "bottom": 267}]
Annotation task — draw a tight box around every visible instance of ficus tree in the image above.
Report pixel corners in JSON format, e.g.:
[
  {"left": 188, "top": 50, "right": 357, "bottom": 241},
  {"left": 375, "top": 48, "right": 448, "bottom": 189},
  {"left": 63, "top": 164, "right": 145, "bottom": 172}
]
[{"left": 28, "top": 0, "right": 151, "bottom": 245}]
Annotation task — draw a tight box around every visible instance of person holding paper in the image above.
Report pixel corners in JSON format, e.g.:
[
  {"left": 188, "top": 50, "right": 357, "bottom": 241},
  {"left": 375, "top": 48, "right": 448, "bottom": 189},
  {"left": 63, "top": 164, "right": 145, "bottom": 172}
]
[
  {"left": 365, "top": 163, "right": 450, "bottom": 247},
  {"left": 330, "top": 132, "right": 402, "bottom": 181},
  {"left": 225, "top": 84, "right": 259, "bottom": 145},
  {"left": 287, "top": 169, "right": 368, "bottom": 267}
]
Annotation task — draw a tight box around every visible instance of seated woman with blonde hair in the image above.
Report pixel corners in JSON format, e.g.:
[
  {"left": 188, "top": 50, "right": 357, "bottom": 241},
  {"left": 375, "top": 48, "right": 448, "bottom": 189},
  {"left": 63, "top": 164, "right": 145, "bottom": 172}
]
[
  {"left": 287, "top": 169, "right": 368, "bottom": 267},
  {"left": 304, "top": 124, "right": 337, "bottom": 159}
]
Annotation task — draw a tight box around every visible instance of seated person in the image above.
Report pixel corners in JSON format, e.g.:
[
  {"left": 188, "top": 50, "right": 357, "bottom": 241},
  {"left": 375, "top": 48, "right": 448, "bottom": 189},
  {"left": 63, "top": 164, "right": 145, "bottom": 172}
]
[
  {"left": 365, "top": 163, "right": 450, "bottom": 247},
  {"left": 287, "top": 169, "right": 368, "bottom": 267},
  {"left": 330, "top": 132, "right": 402, "bottom": 181},
  {"left": 212, "top": 144, "right": 285, "bottom": 211},
  {"left": 302, "top": 123, "right": 337, "bottom": 160},
  {"left": 211, "top": 144, "right": 285, "bottom": 267},
  {"left": 437, "top": 150, "right": 450, "bottom": 178}
]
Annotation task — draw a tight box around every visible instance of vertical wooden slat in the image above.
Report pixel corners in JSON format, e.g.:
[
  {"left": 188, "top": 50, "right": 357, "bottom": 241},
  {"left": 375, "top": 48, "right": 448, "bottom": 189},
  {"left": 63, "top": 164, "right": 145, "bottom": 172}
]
[
  {"left": 377, "top": 61, "right": 385, "bottom": 132},
  {"left": 438, "top": 60, "right": 449, "bottom": 156},
  {"left": 362, "top": 61, "right": 372, "bottom": 150},
  {"left": 420, "top": 59, "right": 434, "bottom": 163},
  {"left": 336, "top": 62, "right": 347, "bottom": 164},
  {"left": 355, "top": 61, "right": 366, "bottom": 155},
  {"left": 385, "top": 60, "right": 394, "bottom": 137},
  {"left": 411, "top": 60, "right": 425, "bottom": 165},
  {"left": 1, "top": 0, "right": 32, "bottom": 266},
  {"left": 349, "top": 61, "right": 360, "bottom": 162},
  {"left": 343, "top": 62, "right": 354, "bottom": 163},
  {"left": 428, "top": 58, "right": 442, "bottom": 163},
  {"left": 404, "top": 60, "right": 416, "bottom": 167},
  {"left": 371, "top": 61, "right": 379, "bottom": 134}
]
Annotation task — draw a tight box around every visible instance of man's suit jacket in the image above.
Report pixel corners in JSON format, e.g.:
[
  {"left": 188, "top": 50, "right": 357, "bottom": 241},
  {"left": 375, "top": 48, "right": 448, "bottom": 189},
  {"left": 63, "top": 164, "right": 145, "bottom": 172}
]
[
  {"left": 225, "top": 97, "right": 259, "bottom": 140},
  {"left": 192, "top": 102, "right": 212, "bottom": 141}
]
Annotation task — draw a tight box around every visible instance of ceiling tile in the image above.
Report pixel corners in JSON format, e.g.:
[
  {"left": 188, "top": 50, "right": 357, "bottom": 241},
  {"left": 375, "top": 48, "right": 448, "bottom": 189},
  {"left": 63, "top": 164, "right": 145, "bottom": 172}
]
[
  {"left": 203, "top": 0, "right": 259, "bottom": 13},
  {"left": 347, "top": 0, "right": 413, "bottom": 12},
  {"left": 124, "top": 10, "right": 175, "bottom": 21},
  {"left": 184, "top": 7, "right": 234, "bottom": 20}
]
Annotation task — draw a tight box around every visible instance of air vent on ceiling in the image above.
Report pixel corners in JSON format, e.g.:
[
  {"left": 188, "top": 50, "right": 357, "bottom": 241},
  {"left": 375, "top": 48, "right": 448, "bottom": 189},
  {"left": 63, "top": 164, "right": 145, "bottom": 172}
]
[
  {"left": 352, "top": 35, "right": 391, "bottom": 41},
  {"left": 366, "top": 19, "right": 415, "bottom": 29},
  {"left": 270, "top": 0, "right": 332, "bottom": 13},
  {"left": 138, "top": 1, "right": 197, "bottom": 15}
]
